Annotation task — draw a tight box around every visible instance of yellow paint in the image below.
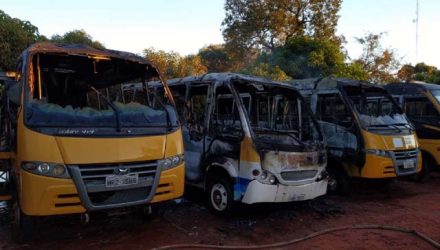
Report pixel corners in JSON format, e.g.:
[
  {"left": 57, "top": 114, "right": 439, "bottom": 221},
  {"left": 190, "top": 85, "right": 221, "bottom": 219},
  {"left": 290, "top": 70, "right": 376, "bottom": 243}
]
[
  {"left": 16, "top": 108, "right": 184, "bottom": 216},
  {"left": 151, "top": 163, "right": 185, "bottom": 203},
  {"left": 240, "top": 136, "right": 260, "bottom": 163},
  {"left": 345, "top": 130, "right": 421, "bottom": 178},
  {"left": 0, "top": 195, "right": 12, "bottom": 201},
  {"left": 0, "top": 152, "right": 14, "bottom": 160},
  {"left": 419, "top": 138, "right": 440, "bottom": 165},
  {"left": 20, "top": 171, "right": 85, "bottom": 216}
]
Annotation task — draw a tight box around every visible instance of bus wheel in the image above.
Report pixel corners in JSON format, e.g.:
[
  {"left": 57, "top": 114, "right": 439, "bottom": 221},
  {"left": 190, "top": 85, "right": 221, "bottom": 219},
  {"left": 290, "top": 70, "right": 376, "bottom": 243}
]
[
  {"left": 207, "top": 177, "right": 233, "bottom": 216},
  {"left": 10, "top": 199, "right": 34, "bottom": 243},
  {"left": 327, "top": 168, "right": 350, "bottom": 195},
  {"left": 411, "top": 159, "right": 430, "bottom": 182}
]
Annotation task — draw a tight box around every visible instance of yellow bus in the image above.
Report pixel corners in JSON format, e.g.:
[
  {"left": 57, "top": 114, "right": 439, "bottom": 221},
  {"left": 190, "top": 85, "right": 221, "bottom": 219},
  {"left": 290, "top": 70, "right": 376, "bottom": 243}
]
[
  {"left": 0, "top": 43, "right": 184, "bottom": 241},
  {"left": 385, "top": 82, "right": 440, "bottom": 178},
  {"left": 291, "top": 78, "right": 422, "bottom": 193},
  {"left": 165, "top": 73, "right": 328, "bottom": 215}
]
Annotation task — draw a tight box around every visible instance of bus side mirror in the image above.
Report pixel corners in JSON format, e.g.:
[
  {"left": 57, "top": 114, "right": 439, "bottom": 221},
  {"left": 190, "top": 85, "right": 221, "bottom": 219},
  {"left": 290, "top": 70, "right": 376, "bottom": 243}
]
[{"left": 6, "top": 81, "right": 22, "bottom": 105}]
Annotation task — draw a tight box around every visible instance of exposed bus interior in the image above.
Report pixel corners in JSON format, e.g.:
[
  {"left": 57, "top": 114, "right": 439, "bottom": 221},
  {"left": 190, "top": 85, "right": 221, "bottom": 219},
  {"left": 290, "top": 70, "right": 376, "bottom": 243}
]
[{"left": 24, "top": 53, "right": 177, "bottom": 134}]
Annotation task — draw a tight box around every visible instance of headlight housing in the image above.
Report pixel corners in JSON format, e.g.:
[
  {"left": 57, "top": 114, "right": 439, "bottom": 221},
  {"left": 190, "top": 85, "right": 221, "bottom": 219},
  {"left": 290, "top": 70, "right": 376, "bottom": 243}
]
[
  {"left": 257, "top": 170, "right": 278, "bottom": 185},
  {"left": 158, "top": 154, "right": 184, "bottom": 171},
  {"left": 22, "top": 162, "right": 70, "bottom": 178},
  {"left": 365, "top": 149, "right": 390, "bottom": 158}
]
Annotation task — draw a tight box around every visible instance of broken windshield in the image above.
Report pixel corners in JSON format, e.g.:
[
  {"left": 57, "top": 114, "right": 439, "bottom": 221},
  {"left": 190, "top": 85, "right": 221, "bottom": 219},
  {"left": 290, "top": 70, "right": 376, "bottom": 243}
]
[
  {"left": 343, "top": 86, "right": 410, "bottom": 130},
  {"left": 25, "top": 53, "right": 177, "bottom": 133},
  {"left": 234, "top": 82, "right": 321, "bottom": 148}
]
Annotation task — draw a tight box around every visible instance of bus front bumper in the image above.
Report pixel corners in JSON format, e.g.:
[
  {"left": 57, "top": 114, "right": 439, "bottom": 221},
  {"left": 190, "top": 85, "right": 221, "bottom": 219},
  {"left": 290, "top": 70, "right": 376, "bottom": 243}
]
[
  {"left": 241, "top": 179, "right": 327, "bottom": 204},
  {"left": 19, "top": 164, "right": 184, "bottom": 216}
]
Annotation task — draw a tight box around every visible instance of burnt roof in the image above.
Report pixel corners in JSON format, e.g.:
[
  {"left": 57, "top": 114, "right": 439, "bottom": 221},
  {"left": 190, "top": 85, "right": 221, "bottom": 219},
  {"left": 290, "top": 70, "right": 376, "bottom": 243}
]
[
  {"left": 288, "top": 77, "right": 379, "bottom": 91},
  {"left": 23, "top": 42, "right": 150, "bottom": 65},
  {"left": 166, "top": 72, "right": 296, "bottom": 89},
  {"left": 386, "top": 82, "right": 440, "bottom": 91}
]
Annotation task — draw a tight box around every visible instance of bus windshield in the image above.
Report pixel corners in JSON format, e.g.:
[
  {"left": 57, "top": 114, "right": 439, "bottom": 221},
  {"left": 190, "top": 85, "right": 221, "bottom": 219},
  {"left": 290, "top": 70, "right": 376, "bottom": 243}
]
[
  {"left": 25, "top": 53, "right": 177, "bottom": 133},
  {"left": 234, "top": 82, "right": 322, "bottom": 149},
  {"left": 343, "top": 86, "right": 410, "bottom": 129}
]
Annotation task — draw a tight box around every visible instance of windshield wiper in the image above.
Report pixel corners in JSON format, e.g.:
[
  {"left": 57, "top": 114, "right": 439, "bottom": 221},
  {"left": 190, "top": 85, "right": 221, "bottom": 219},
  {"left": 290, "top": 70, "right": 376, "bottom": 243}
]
[{"left": 89, "top": 86, "right": 122, "bottom": 132}]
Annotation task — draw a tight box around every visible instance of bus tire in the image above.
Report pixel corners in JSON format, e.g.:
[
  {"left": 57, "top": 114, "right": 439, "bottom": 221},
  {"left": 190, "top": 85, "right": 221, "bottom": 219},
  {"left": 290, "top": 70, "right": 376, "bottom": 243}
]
[
  {"left": 206, "top": 176, "right": 234, "bottom": 216},
  {"left": 10, "top": 199, "right": 34, "bottom": 243},
  {"left": 327, "top": 167, "right": 350, "bottom": 195},
  {"left": 410, "top": 158, "right": 430, "bottom": 182}
]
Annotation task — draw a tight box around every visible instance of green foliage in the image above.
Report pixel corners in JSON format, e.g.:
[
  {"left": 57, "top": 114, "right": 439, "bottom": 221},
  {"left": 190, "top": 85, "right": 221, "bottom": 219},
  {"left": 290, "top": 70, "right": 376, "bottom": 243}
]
[
  {"left": 250, "top": 36, "right": 347, "bottom": 79},
  {"left": 198, "top": 44, "right": 237, "bottom": 72},
  {"left": 143, "top": 48, "right": 207, "bottom": 79},
  {"left": 397, "top": 63, "right": 440, "bottom": 84},
  {"left": 244, "top": 63, "right": 291, "bottom": 81},
  {"left": 353, "top": 32, "right": 400, "bottom": 83},
  {"left": 222, "top": 0, "right": 342, "bottom": 53},
  {"left": 0, "top": 10, "right": 45, "bottom": 70},
  {"left": 50, "top": 29, "right": 105, "bottom": 49}
]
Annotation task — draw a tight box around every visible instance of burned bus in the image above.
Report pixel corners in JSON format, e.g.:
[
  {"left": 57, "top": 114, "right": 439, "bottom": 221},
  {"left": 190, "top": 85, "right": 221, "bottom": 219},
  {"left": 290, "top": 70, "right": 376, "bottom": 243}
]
[
  {"left": 0, "top": 43, "right": 185, "bottom": 241},
  {"left": 162, "top": 73, "right": 327, "bottom": 214},
  {"left": 385, "top": 82, "right": 440, "bottom": 177},
  {"left": 290, "top": 78, "right": 421, "bottom": 193}
]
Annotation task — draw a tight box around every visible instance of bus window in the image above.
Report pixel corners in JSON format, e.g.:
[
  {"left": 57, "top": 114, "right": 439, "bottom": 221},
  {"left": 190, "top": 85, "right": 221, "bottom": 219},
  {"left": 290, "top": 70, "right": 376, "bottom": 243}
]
[
  {"left": 316, "top": 94, "right": 353, "bottom": 128},
  {"left": 405, "top": 97, "right": 439, "bottom": 124},
  {"left": 210, "top": 87, "right": 243, "bottom": 139}
]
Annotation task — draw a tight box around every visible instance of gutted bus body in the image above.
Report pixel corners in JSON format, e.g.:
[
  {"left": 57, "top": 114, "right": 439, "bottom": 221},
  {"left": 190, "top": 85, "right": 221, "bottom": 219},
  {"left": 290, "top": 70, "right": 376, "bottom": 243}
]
[
  {"left": 161, "top": 73, "right": 327, "bottom": 214},
  {"left": 1, "top": 43, "right": 184, "bottom": 241},
  {"left": 291, "top": 78, "right": 421, "bottom": 192},
  {"left": 385, "top": 82, "right": 440, "bottom": 174}
]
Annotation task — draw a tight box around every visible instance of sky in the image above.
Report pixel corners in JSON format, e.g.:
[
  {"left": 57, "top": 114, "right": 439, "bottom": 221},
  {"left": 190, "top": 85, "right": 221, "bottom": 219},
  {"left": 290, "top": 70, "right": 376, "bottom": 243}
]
[{"left": 1, "top": 0, "right": 439, "bottom": 67}]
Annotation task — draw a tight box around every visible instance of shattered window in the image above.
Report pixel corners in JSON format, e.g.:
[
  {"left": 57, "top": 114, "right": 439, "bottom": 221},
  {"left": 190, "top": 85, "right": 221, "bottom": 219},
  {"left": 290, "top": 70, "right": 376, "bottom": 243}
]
[
  {"left": 184, "top": 85, "right": 209, "bottom": 139},
  {"left": 344, "top": 86, "right": 409, "bottom": 129},
  {"left": 169, "top": 84, "right": 187, "bottom": 122},
  {"left": 210, "top": 86, "right": 243, "bottom": 138},
  {"left": 233, "top": 82, "right": 321, "bottom": 147},
  {"left": 316, "top": 94, "right": 353, "bottom": 128},
  {"left": 24, "top": 53, "right": 176, "bottom": 131}
]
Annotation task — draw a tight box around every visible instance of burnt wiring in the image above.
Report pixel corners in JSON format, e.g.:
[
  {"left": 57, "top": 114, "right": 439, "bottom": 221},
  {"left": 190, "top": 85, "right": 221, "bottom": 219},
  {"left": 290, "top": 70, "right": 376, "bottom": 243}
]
[{"left": 153, "top": 224, "right": 440, "bottom": 250}]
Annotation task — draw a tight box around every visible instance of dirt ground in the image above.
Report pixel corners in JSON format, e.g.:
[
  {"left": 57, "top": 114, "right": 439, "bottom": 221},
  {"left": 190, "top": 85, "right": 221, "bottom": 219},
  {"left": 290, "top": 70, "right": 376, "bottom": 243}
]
[{"left": 1, "top": 173, "right": 439, "bottom": 250}]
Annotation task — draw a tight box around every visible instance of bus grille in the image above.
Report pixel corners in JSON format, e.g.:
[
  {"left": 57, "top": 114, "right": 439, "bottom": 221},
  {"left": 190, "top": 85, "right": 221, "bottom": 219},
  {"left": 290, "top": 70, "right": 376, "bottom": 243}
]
[
  {"left": 69, "top": 161, "right": 159, "bottom": 209},
  {"left": 392, "top": 149, "right": 418, "bottom": 175},
  {"left": 280, "top": 170, "right": 317, "bottom": 181}
]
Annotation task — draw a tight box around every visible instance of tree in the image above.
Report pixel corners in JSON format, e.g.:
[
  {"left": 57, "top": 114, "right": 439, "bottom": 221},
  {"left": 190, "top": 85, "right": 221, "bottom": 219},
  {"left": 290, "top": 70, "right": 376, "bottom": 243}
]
[
  {"left": 143, "top": 48, "right": 207, "bottom": 79},
  {"left": 50, "top": 29, "right": 105, "bottom": 49},
  {"left": 353, "top": 32, "right": 400, "bottom": 83},
  {"left": 0, "top": 10, "right": 45, "bottom": 70},
  {"left": 222, "top": 0, "right": 342, "bottom": 53},
  {"left": 250, "top": 36, "right": 349, "bottom": 79},
  {"left": 198, "top": 44, "right": 236, "bottom": 72},
  {"left": 397, "top": 63, "right": 440, "bottom": 84},
  {"left": 244, "top": 63, "right": 291, "bottom": 81}
]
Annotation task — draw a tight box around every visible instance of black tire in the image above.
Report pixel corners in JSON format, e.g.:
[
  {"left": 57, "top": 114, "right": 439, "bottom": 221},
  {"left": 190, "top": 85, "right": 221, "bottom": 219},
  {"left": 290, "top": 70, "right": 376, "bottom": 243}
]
[
  {"left": 410, "top": 158, "right": 430, "bottom": 182},
  {"left": 206, "top": 176, "right": 234, "bottom": 216},
  {"left": 10, "top": 199, "right": 34, "bottom": 243},
  {"left": 327, "top": 167, "right": 350, "bottom": 195}
]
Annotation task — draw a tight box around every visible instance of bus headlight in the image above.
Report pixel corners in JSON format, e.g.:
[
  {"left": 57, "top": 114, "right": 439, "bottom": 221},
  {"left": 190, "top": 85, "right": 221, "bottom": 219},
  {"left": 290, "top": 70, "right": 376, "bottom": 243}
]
[
  {"left": 158, "top": 155, "right": 184, "bottom": 171},
  {"left": 365, "top": 149, "right": 390, "bottom": 158},
  {"left": 257, "top": 170, "right": 278, "bottom": 185},
  {"left": 22, "top": 162, "right": 70, "bottom": 178}
]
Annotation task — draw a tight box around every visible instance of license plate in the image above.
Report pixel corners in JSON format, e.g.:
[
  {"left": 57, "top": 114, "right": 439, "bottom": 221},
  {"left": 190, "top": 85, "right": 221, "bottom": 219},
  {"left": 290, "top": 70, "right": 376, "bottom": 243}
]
[
  {"left": 106, "top": 174, "right": 138, "bottom": 188},
  {"left": 403, "top": 160, "right": 415, "bottom": 169}
]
